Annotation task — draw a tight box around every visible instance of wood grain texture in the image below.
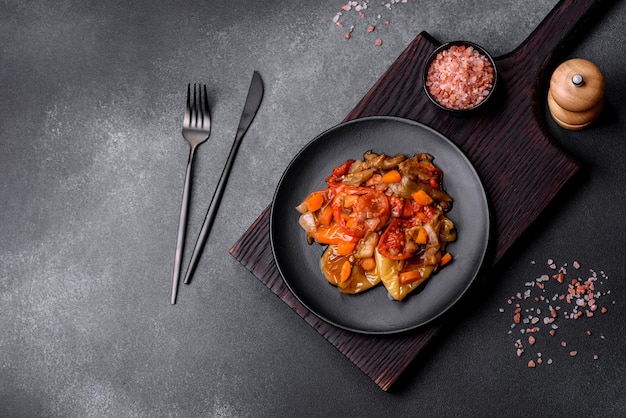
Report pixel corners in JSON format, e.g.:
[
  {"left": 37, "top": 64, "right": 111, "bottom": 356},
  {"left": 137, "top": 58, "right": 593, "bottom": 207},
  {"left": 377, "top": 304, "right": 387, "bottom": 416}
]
[{"left": 230, "top": 0, "right": 606, "bottom": 391}]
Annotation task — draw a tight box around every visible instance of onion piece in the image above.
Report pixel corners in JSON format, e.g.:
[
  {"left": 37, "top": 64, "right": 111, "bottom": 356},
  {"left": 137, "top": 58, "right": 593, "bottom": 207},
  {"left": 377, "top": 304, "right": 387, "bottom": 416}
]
[
  {"left": 298, "top": 212, "right": 317, "bottom": 233},
  {"left": 295, "top": 200, "right": 309, "bottom": 214},
  {"left": 423, "top": 223, "right": 439, "bottom": 246},
  {"left": 354, "top": 231, "right": 379, "bottom": 259}
]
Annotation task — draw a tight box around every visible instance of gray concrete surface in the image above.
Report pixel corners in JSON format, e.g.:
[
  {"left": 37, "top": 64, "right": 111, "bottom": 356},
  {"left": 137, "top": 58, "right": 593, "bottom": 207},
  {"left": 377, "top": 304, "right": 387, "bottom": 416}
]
[{"left": 1, "top": 0, "right": 624, "bottom": 416}]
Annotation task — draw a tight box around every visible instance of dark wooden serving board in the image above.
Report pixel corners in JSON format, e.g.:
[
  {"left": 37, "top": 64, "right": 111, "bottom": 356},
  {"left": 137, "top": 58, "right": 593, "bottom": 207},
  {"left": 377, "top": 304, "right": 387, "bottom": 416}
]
[{"left": 230, "top": 0, "right": 608, "bottom": 391}]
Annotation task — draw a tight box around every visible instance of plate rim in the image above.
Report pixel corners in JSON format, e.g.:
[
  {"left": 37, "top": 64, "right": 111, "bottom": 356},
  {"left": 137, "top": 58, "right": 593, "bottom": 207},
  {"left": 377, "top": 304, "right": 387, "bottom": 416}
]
[{"left": 269, "top": 115, "right": 491, "bottom": 335}]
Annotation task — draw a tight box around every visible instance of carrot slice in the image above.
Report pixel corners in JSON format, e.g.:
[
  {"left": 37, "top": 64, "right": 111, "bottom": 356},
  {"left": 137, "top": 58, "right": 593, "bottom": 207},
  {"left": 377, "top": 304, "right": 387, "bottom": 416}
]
[
  {"left": 439, "top": 252, "right": 452, "bottom": 266},
  {"left": 412, "top": 189, "right": 433, "bottom": 205},
  {"left": 359, "top": 257, "right": 376, "bottom": 272},
  {"left": 311, "top": 224, "right": 359, "bottom": 245},
  {"left": 318, "top": 205, "right": 333, "bottom": 226},
  {"left": 381, "top": 170, "right": 401, "bottom": 184},
  {"left": 399, "top": 270, "right": 422, "bottom": 285},
  {"left": 305, "top": 192, "right": 325, "bottom": 212},
  {"left": 343, "top": 195, "right": 358, "bottom": 208},
  {"left": 340, "top": 261, "right": 352, "bottom": 282},
  {"left": 415, "top": 227, "right": 428, "bottom": 244},
  {"left": 337, "top": 241, "right": 356, "bottom": 256},
  {"left": 345, "top": 217, "right": 359, "bottom": 231}
]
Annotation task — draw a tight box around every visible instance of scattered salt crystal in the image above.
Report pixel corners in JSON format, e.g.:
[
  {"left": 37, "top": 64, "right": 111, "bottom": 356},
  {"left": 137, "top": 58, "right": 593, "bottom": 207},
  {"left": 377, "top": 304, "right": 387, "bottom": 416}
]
[{"left": 505, "top": 258, "right": 612, "bottom": 367}]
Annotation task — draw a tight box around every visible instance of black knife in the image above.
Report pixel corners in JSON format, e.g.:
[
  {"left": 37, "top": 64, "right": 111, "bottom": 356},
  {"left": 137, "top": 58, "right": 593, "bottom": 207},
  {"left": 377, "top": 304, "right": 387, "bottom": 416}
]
[{"left": 182, "top": 71, "right": 264, "bottom": 286}]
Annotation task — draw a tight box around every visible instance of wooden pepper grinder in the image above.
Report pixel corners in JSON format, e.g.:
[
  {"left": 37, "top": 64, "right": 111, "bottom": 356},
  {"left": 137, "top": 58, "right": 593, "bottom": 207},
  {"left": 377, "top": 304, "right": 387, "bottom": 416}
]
[{"left": 547, "top": 58, "right": 604, "bottom": 130}]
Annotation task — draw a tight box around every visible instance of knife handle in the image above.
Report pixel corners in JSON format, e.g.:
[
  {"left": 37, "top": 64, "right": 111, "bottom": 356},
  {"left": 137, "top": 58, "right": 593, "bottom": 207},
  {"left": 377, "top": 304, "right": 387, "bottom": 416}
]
[{"left": 182, "top": 137, "right": 243, "bottom": 285}]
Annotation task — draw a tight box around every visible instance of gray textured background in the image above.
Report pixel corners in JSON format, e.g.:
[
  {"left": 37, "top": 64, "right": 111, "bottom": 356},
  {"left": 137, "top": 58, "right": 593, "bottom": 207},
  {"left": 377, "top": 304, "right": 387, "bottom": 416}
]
[{"left": 1, "top": 0, "right": 625, "bottom": 416}]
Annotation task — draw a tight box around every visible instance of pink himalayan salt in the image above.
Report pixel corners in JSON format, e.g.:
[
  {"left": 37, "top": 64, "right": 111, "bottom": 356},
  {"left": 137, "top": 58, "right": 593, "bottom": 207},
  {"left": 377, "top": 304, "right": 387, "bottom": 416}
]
[{"left": 426, "top": 44, "right": 495, "bottom": 110}]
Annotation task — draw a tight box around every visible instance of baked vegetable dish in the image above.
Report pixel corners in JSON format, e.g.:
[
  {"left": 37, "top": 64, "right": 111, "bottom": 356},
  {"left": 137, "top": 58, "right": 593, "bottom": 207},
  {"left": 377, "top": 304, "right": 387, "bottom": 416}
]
[{"left": 296, "top": 151, "right": 457, "bottom": 301}]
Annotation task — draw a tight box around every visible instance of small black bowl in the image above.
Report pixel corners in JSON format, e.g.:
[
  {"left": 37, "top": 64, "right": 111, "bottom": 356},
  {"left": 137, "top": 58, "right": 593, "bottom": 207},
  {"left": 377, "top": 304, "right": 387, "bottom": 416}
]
[{"left": 423, "top": 41, "right": 498, "bottom": 114}]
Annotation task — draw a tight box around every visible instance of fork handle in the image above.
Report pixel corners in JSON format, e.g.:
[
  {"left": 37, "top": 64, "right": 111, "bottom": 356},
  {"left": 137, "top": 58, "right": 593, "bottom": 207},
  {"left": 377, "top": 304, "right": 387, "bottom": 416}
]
[
  {"left": 171, "top": 145, "right": 197, "bottom": 304},
  {"left": 183, "top": 137, "right": 243, "bottom": 285}
]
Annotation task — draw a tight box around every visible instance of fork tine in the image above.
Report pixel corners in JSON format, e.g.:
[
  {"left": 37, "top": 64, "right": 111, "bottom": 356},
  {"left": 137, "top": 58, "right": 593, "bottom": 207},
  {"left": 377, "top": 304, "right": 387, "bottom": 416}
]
[
  {"left": 197, "top": 84, "right": 204, "bottom": 128},
  {"left": 193, "top": 83, "right": 199, "bottom": 128},
  {"left": 201, "top": 85, "right": 209, "bottom": 129},
  {"left": 183, "top": 83, "right": 191, "bottom": 127},
  {"left": 195, "top": 84, "right": 201, "bottom": 129},
  {"left": 183, "top": 84, "right": 210, "bottom": 130}
]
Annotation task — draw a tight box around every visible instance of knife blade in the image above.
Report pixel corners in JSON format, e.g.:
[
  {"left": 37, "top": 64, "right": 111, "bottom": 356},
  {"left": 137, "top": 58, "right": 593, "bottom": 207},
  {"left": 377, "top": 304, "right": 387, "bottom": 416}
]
[{"left": 182, "top": 71, "right": 264, "bottom": 286}]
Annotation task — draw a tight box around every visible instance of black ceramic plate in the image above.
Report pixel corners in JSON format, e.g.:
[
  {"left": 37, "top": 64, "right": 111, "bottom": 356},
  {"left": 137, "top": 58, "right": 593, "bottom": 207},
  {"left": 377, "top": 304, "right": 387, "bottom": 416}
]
[{"left": 270, "top": 116, "right": 490, "bottom": 334}]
